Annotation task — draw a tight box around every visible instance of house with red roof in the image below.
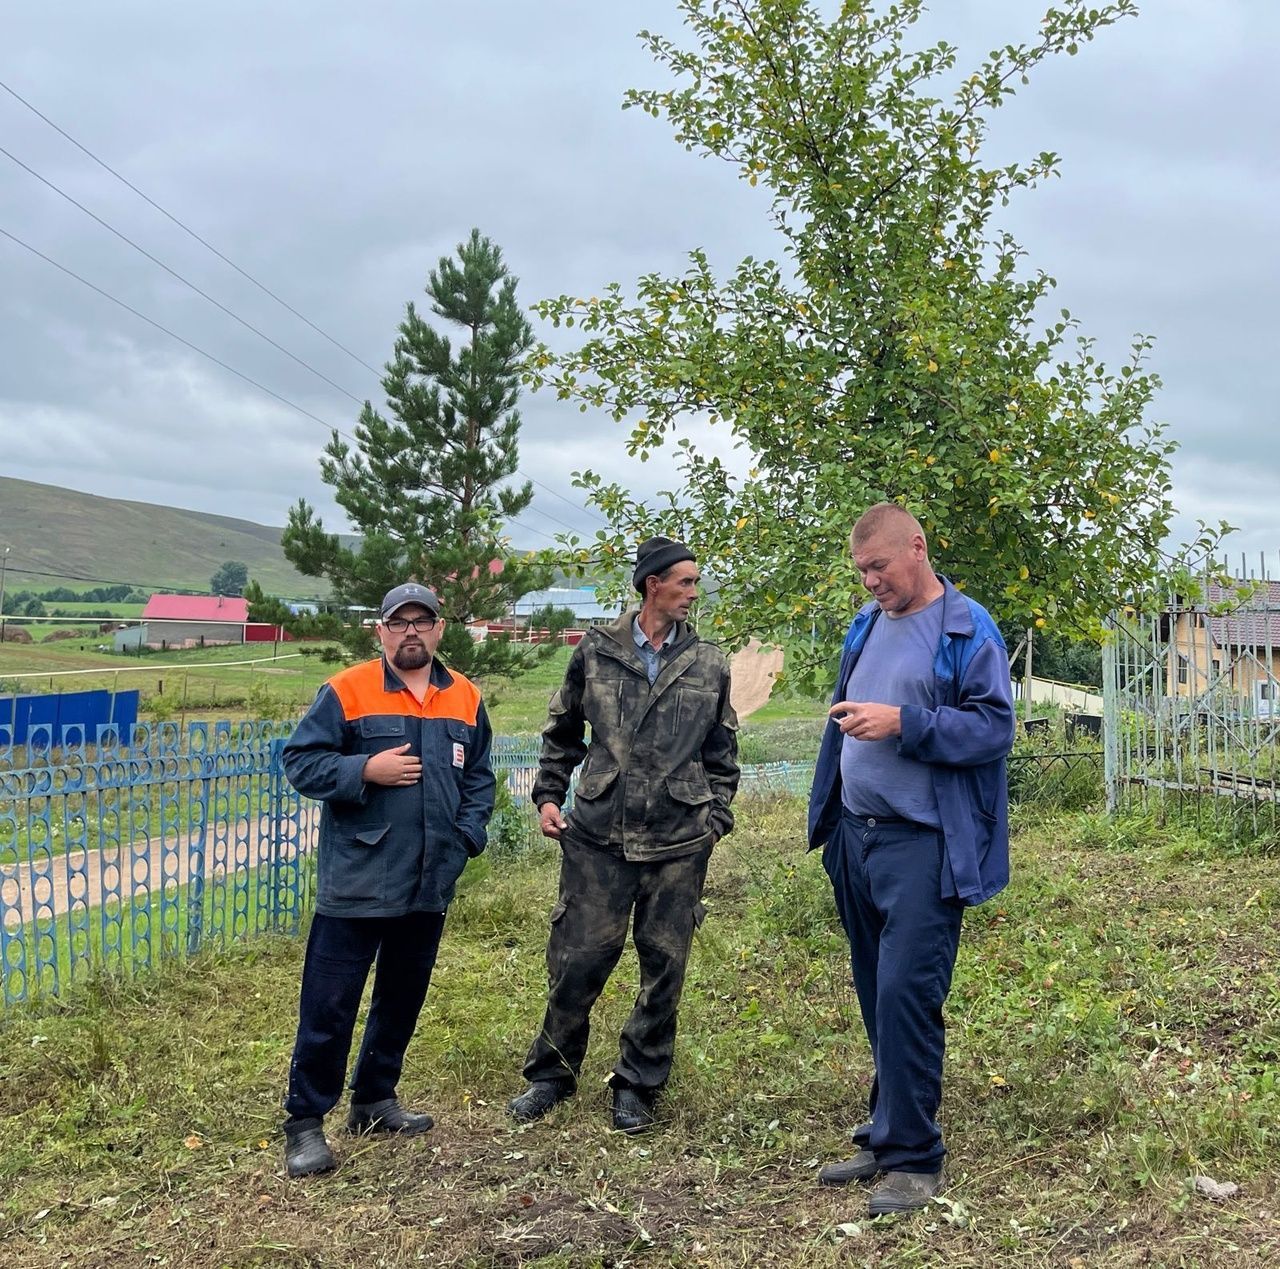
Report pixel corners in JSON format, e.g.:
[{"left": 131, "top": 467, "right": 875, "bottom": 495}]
[{"left": 120, "top": 594, "right": 285, "bottom": 650}]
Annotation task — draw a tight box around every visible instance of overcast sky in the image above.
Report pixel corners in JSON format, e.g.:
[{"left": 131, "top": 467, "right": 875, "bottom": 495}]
[{"left": 2, "top": 1, "right": 1277, "bottom": 585}]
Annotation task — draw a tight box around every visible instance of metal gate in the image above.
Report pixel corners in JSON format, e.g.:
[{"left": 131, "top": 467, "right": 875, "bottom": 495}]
[{"left": 1103, "top": 566, "right": 1280, "bottom": 840}]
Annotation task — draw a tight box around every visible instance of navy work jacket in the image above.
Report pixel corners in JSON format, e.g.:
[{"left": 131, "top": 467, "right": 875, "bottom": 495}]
[
  {"left": 283, "top": 655, "right": 495, "bottom": 917},
  {"left": 808, "top": 578, "right": 1015, "bottom": 906}
]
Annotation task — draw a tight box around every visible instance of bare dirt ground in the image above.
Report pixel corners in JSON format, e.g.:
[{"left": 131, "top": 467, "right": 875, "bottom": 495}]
[{"left": 728, "top": 639, "right": 784, "bottom": 719}]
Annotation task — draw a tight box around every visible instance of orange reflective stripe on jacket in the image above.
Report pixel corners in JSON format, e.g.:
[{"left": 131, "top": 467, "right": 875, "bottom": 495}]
[{"left": 326, "top": 657, "right": 481, "bottom": 726}]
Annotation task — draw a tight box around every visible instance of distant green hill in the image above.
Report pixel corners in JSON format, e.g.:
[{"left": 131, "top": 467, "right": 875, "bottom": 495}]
[{"left": 0, "top": 476, "right": 329, "bottom": 598}]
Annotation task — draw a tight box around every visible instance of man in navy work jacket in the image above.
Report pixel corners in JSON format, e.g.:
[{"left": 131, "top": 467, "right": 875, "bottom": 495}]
[
  {"left": 808, "top": 504, "right": 1014, "bottom": 1216},
  {"left": 279, "top": 582, "right": 495, "bottom": 1178}
]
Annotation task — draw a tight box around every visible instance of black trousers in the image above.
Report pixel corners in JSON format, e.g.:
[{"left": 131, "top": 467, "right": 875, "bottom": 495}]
[
  {"left": 284, "top": 910, "right": 446, "bottom": 1125},
  {"left": 523, "top": 836, "right": 709, "bottom": 1093}
]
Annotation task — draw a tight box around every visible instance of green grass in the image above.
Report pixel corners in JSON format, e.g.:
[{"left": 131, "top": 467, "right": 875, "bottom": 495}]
[
  {"left": 0, "top": 641, "right": 342, "bottom": 719},
  {"left": 0, "top": 803, "right": 1276, "bottom": 1266},
  {"left": 2, "top": 630, "right": 826, "bottom": 733},
  {"left": 479, "top": 644, "right": 824, "bottom": 737},
  {"left": 478, "top": 645, "right": 577, "bottom": 734}
]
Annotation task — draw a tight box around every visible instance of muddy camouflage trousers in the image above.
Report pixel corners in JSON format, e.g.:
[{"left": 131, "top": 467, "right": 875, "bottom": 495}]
[{"left": 522, "top": 835, "right": 710, "bottom": 1093}]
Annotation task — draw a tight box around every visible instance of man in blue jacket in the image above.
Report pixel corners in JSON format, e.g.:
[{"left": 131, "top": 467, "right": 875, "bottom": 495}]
[
  {"left": 279, "top": 582, "right": 495, "bottom": 1178},
  {"left": 809, "top": 504, "right": 1014, "bottom": 1216}
]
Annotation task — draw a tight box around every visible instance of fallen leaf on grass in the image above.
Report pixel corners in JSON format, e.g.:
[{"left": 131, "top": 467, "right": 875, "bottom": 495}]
[{"left": 183, "top": 1135, "right": 203, "bottom": 1150}]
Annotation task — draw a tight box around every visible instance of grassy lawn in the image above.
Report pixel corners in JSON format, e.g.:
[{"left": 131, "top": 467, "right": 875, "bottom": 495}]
[
  {"left": 0, "top": 642, "right": 342, "bottom": 718},
  {"left": 0, "top": 802, "right": 1276, "bottom": 1266},
  {"left": 480, "top": 644, "right": 824, "bottom": 737},
  {"left": 2, "top": 636, "right": 825, "bottom": 734}
]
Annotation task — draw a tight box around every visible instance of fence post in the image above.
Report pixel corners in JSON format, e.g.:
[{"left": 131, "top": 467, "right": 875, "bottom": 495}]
[
  {"left": 1102, "top": 613, "right": 1120, "bottom": 813},
  {"left": 268, "top": 736, "right": 286, "bottom": 932}
]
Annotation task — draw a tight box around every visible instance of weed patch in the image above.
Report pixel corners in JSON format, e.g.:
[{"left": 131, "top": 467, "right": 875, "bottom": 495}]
[{"left": 0, "top": 805, "right": 1278, "bottom": 1265}]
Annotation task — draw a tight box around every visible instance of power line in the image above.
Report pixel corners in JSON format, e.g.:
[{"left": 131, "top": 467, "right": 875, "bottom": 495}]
[
  {"left": 0, "top": 79, "right": 610, "bottom": 528},
  {"left": 516, "top": 499, "right": 589, "bottom": 537},
  {"left": 3, "top": 228, "right": 597, "bottom": 549},
  {"left": 0, "top": 562, "right": 330, "bottom": 604},
  {"left": 0, "top": 75, "right": 382, "bottom": 376},
  {"left": 1, "top": 562, "right": 213, "bottom": 593},
  {"left": 525, "top": 473, "right": 608, "bottom": 525},
  {"left": 0, "top": 80, "right": 609, "bottom": 527},
  {"left": 0, "top": 142, "right": 366, "bottom": 405},
  {"left": 1, "top": 224, "right": 346, "bottom": 434}
]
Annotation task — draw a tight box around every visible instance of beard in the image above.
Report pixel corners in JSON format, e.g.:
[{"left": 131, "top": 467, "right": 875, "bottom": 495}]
[{"left": 392, "top": 643, "right": 430, "bottom": 671}]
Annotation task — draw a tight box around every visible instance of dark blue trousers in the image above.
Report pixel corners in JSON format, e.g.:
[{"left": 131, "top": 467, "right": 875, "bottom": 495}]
[
  {"left": 823, "top": 811, "right": 963, "bottom": 1173},
  {"left": 284, "top": 911, "right": 446, "bottom": 1125}
]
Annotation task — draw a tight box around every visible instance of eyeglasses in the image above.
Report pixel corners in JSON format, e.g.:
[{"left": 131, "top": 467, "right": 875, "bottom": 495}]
[{"left": 383, "top": 616, "right": 438, "bottom": 633}]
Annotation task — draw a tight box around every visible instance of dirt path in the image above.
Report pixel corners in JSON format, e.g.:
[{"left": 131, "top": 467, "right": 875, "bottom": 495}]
[{"left": 728, "top": 639, "right": 784, "bottom": 719}]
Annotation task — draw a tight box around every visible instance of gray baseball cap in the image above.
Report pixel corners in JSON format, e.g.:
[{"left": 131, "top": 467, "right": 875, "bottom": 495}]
[{"left": 380, "top": 582, "right": 440, "bottom": 619}]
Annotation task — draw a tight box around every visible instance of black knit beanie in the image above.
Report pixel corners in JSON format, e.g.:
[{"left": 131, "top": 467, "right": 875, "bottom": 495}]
[{"left": 632, "top": 536, "right": 696, "bottom": 596}]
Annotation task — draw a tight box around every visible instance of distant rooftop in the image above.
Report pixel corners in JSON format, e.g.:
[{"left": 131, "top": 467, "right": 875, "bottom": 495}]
[
  {"left": 142, "top": 594, "right": 250, "bottom": 623},
  {"left": 1201, "top": 580, "right": 1280, "bottom": 649}
]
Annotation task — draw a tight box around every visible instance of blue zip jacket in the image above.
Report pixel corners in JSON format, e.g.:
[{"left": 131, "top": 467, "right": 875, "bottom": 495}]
[
  {"left": 808, "top": 578, "right": 1015, "bottom": 906},
  {"left": 283, "top": 655, "right": 495, "bottom": 917}
]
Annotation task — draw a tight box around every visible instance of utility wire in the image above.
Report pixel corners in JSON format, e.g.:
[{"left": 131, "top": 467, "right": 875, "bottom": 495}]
[
  {"left": 2, "top": 562, "right": 219, "bottom": 594},
  {"left": 0, "top": 142, "right": 366, "bottom": 404},
  {"left": 1, "top": 80, "right": 609, "bottom": 527},
  {"left": 1, "top": 96, "right": 608, "bottom": 529},
  {"left": 4, "top": 228, "right": 597, "bottom": 549},
  {"left": 1, "top": 224, "right": 343, "bottom": 433},
  {"left": 0, "top": 75, "right": 381, "bottom": 376}
]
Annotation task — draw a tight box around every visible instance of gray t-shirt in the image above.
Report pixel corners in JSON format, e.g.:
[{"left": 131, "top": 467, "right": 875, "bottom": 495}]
[{"left": 839, "top": 597, "right": 943, "bottom": 827}]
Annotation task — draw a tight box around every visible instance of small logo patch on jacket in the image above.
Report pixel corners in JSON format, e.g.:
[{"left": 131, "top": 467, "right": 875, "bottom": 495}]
[{"left": 452, "top": 742, "right": 465, "bottom": 768}]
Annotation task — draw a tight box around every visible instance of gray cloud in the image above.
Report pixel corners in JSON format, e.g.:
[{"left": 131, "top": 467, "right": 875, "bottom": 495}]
[{"left": 1, "top": 1, "right": 1276, "bottom": 575}]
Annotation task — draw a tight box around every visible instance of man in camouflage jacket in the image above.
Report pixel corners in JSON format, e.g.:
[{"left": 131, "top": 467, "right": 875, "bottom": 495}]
[{"left": 509, "top": 537, "right": 740, "bottom": 1133}]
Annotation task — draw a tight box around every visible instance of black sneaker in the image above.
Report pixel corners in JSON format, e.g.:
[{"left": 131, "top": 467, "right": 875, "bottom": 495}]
[
  {"left": 284, "top": 1118, "right": 336, "bottom": 1178},
  {"left": 508, "top": 1079, "right": 575, "bottom": 1123},
  {"left": 611, "top": 1085, "right": 656, "bottom": 1135},
  {"left": 346, "top": 1098, "right": 434, "bottom": 1135}
]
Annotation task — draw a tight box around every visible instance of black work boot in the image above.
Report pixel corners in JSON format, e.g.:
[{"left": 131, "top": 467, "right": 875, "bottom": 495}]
[
  {"left": 867, "top": 1169, "right": 945, "bottom": 1216},
  {"left": 284, "top": 1118, "right": 336, "bottom": 1178},
  {"left": 611, "top": 1085, "right": 656, "bottom": 1135},
  {"left": 508, "top": 1079, "right": 574, "bottom": 1123},
  {"left": 818, "top": 1149, "right": 880, "bottom": 1185},
  {"left": 346, "top": 1097, "right": 434, "bottom": 1136}
]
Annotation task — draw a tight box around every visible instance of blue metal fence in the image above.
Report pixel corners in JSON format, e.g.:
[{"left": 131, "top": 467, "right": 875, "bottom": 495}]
[
  {"left": 0, "top": 724, "right": 819, "bottom": 1012},
  {"left": 0, "top": 721, "right": 318, "bottom": 1009}
]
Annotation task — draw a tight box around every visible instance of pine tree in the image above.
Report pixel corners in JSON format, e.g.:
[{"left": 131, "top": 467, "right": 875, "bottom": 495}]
[{"left": 282, "top": 229, "right": 559, "bottom": 677}]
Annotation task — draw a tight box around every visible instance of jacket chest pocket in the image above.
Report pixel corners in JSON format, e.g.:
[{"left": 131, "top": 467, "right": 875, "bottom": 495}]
[
  {"left": 426, "top": 719, "right": 473, "bottom": 770},
  {"left": 358, "top": 716, "right": 409, "bottom": 754},
  {"left": 583, "top": 669, "right": 630, "bottom": 721},
  {"left": 675, "top": 686, "right": 718, "bottom": 736}
]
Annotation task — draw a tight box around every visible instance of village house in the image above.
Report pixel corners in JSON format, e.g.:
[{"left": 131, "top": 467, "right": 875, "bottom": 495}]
[
  {"left": 1165, "top": 580, "right": 1280, "bottom": 715},
  {"left": 115, "top": 594, "right": 288, "bottom": 651}
]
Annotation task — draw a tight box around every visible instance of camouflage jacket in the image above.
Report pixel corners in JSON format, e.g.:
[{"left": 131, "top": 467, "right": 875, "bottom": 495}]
[{"left": 531, "top": 610, "right": 740, "bottom": 861}]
